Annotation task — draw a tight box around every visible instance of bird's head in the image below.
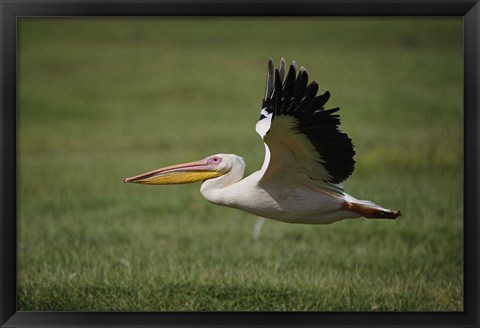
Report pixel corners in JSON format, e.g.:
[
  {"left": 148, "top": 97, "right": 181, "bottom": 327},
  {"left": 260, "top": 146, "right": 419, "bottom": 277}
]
[{"left": 123, "top": 154, "right": 243, "bottom": 185}]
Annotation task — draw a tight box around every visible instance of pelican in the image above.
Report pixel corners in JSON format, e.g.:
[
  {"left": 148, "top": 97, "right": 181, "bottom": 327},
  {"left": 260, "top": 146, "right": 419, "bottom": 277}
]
[{"left": 124, "top": 58, "right": 401, "bottom": 224}]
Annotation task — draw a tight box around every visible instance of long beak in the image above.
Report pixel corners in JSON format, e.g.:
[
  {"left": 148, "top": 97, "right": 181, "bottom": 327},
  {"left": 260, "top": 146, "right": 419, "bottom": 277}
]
[{"left": 123, "top": 159, "right": 224, "bottom": 185}]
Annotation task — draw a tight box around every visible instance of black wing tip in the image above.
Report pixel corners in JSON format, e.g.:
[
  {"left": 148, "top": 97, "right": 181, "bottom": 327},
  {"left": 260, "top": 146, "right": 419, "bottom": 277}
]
[
  {"left": 267, "top": 57, "right": 302, "bottom": 73},
  {"left": 265, "top": 58, "right": 312, "bottom": 80},
  {"left": 265, "top": 58, "right": 275, "bottom": 100},
  {"left": 279, "top": 58, "right": 286, "bottom": 79},
  {"left": 268, "top": 57, "right": 288, "bottom": 84},
  {"left": 263, "top": 58, "right": 340, "bottom": 116}
]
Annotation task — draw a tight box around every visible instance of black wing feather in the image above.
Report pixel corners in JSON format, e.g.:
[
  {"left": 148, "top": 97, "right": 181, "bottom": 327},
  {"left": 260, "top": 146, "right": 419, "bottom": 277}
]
[
  {"left": 298, "top": 82, "right": 319, "bottom": 113},
  {"left": 264, "top": 58, "right": 275, "bottom": 101},
  {"left": 274, "top": 69, "right": 283, "bottom": 114},
  {"left": 260, "top": 58, "right": 355, "bottom": 184},
  {"left": 310, "top": 91, "right": 331, "bottom": 111}
]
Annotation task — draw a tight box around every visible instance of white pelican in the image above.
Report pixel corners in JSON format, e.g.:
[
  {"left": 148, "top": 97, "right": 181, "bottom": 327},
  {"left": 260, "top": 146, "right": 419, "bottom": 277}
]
[{"left": 124, "top": 58, "right": 401, "bottom": 224}]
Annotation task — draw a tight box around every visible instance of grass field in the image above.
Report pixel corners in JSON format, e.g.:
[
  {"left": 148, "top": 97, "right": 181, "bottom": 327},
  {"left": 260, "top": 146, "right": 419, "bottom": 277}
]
[{"left": 17, "top": 18, "right": 463, "bottom": 311}]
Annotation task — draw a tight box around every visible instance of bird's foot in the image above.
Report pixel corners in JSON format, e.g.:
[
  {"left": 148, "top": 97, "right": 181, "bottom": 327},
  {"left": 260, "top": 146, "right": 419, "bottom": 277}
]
[{"left": 344, "top": 202, "right": 401, "bottom": 220}]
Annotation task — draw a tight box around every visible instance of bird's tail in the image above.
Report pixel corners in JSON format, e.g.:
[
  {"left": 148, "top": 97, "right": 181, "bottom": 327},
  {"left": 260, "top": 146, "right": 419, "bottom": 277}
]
[{"left": 343, "top": 198, "right": 401, "bottom": 219}]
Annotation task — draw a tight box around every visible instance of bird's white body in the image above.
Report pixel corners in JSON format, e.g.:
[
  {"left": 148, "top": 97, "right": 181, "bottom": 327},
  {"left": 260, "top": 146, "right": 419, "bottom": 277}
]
[{"left": 200, "top": 154, "right": 361, "bottom": 224}]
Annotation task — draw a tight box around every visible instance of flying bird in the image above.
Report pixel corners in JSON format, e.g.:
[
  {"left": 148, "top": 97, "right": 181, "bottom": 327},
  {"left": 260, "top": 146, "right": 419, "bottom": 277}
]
[{"left": 124, "top": 58, "right": 401, "bottom": 224}]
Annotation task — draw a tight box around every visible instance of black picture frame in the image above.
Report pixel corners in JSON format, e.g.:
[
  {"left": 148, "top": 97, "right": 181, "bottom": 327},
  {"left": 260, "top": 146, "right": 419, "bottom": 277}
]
[{"left": 1, "top": 1, "right": 479, "bottom": 327}]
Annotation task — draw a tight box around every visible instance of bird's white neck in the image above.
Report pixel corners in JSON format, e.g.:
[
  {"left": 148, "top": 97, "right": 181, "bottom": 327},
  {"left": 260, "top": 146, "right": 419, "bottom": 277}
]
[{"left": 200, "top": 155, "right": 245, "bottom": 206}]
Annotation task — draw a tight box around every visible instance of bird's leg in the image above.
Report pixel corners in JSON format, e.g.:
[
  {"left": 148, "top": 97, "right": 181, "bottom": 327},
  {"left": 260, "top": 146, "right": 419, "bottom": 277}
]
[{"left": 253, "top": 217, "right": 266, "bottom": 241}]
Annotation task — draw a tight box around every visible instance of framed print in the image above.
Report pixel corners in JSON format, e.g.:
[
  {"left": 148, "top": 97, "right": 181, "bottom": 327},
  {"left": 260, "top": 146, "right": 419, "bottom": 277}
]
[{"left": 1, "top": 1, "right": 479, "bottom": 327}]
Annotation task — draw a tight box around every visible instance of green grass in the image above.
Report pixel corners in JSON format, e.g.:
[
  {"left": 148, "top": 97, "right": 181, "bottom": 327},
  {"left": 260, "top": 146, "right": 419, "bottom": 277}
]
[{"left": 17, "top": 17, "right": 463, "bottom": 311}]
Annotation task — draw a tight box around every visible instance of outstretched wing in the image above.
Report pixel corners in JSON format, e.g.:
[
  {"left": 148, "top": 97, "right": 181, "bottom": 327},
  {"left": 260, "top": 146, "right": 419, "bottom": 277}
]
[{"left": 255, "top": 58, "right": 355, "bottom": 191}]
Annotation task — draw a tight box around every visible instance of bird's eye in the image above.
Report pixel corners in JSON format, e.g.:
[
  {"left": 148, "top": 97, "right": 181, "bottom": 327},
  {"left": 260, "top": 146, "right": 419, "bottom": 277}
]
[{"left": 209, "top": 156, "right": 222, "bottom": 165}]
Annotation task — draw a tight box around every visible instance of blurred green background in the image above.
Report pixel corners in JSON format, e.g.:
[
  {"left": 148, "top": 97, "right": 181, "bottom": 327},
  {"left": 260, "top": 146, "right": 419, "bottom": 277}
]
[{"left": 17, "top": 17, "right": 463, "bottom": 311}]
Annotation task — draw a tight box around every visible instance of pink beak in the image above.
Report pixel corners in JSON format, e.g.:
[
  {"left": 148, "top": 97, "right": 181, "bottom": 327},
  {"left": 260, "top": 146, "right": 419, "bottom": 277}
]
[{"left": 123, "top": 158, "right": 223, "bottom": 185}]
